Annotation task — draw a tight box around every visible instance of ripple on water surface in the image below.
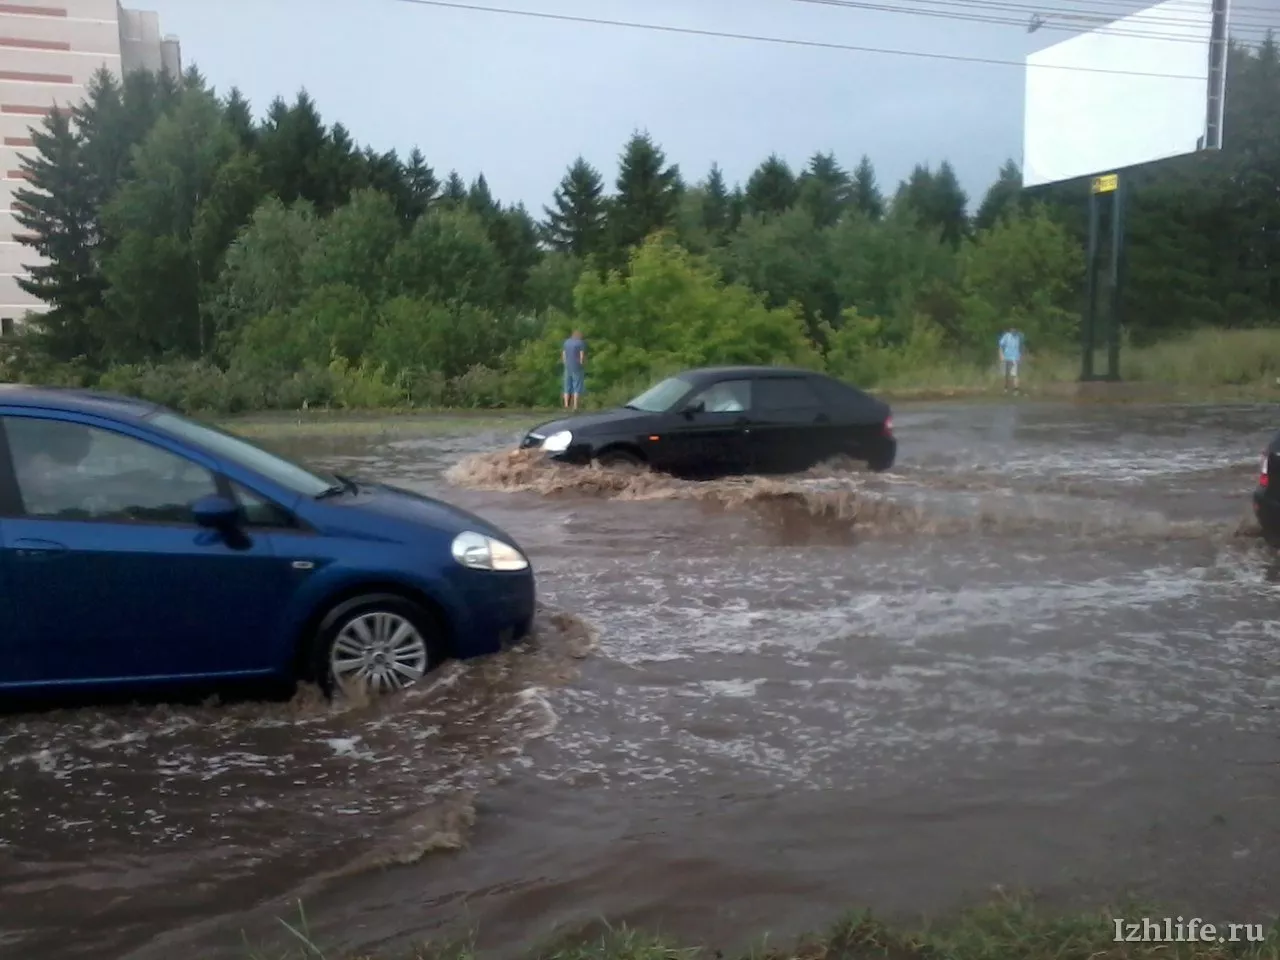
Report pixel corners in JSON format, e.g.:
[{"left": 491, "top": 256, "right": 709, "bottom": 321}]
[{"left": 0, "top": 607, "right": 596, "bottom": 957}]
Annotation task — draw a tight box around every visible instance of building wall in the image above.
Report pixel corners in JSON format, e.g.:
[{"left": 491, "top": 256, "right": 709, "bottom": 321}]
[{"left": 0, "top": 0, "right": 179, "bottom": 333}]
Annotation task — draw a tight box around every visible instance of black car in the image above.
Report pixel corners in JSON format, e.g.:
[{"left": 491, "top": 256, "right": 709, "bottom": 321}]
[
  {"left": 521, "top": 366, "right": 896, "bottom": 478},
  {"left": 1253, "top": 434, "right": 1280, "bottom": 545}
]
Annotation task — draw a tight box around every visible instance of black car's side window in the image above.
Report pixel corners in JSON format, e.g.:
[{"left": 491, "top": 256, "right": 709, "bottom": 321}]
[
  {"left": 4, "top": 416, "right": 218, "bottom": 524},
  {"left": 691, "top": 379, "right": 752, "bottom": 413},
  {"left": 232, "top": 481, "right": 295, "bottom": 528},
  {"left": 755, "top": 377, "right": 823, "bottom": 411}
]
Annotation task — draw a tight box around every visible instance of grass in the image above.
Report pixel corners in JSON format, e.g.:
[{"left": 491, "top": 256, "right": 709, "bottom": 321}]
[
  {"left": 873, "top": 329, "right": 1280, "bottom": 403},
  {"left": 212, "top": 329, "right": 1280, "bottom": 436},
  {"left": 244, "top": 894, "right": 1280, "bottom": 960},
  {"left": 222, "top": 409, "right": 552, "bottom": 440}
]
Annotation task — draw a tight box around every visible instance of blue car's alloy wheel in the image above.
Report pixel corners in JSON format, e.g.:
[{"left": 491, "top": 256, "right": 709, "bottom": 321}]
[{"left": 311, "top": 594, "right": 444, "bottom": 698}]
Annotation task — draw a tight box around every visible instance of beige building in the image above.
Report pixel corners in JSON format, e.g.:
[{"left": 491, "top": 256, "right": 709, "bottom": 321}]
[{"left": 1, "top": 0, "right": 180, "bottom": 334}]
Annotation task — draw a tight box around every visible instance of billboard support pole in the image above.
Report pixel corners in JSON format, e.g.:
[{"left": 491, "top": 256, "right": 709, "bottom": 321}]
[
  {"left": 1081, "top": 172, "right": 1119, "bottom": 381},
  {"left": 1104, "top": 173, "right": 1126, "bottom": 380}
]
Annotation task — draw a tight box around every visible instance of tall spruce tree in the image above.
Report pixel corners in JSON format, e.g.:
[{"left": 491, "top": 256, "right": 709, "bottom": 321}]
[
  {"left": 797, "top": 151, "right": 850, "bottom": 228},
  {"left": 745, "top": 154, "right": 798, "bottom": 217},
  {"left": 701, "top": 163, "right": 731, "bottom": 238},
  {"left": 12, "top": 108, "right": 102, "bottom": 361},
  {"left": 610, "top": 131, "right": 681, "bottom": 253},
  {"left": 542, "top": 156, "right": 608, "bottom": 257},
  {"left": 403, "top": 147, "right": 440, "bottom": 221},
  {"left": 974, "top": 159, "right": 1026, "bottom": 232},
  {"left": 850, "top": 154, "right": 885, "bottom": 221},
  {"left": 441, "top": 171, "right": 468, "bottom": 206}
]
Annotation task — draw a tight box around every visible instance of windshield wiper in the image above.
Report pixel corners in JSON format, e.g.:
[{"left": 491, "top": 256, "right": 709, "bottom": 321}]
[{"left": 315, "top": 474, "right": 359, "bottom": 499}]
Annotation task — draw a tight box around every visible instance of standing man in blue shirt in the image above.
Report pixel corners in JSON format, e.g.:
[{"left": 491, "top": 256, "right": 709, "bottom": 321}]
[
  {"left": 998, "top": 327, "right": 1024, "bottom": 394},
  {"left": 562, "top": 329, "right": 586, "bottom": 410}
]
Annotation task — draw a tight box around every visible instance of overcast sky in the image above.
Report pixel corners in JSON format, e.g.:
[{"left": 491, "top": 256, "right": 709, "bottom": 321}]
[{"left": 138, "top": 0, "right": 1266, "bottom": 213}]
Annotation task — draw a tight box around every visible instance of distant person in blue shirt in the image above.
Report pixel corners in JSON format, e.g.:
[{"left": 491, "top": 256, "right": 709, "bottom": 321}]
[
  {"left": 562, "top": 330, "right": 586, "bottom": 409},
  {"left": 998, "top": 327, "right": 1024, "bottom": 394}
]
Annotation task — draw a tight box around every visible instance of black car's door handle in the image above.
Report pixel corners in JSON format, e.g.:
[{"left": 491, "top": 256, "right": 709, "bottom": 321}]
[
  {"left": 814, "top": 413, "right": 830, "bottom": 424},
  {"left": 11, "top": 538, "right": 69, "bottom": 560}
]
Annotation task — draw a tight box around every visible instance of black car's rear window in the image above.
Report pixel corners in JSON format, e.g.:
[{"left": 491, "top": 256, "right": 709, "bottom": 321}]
[
  {"left": 755, "top": 377, "right": 823, "bottom": 410},
  {"left": 810, "top": 376, "right": 880, "bottom": 414}
]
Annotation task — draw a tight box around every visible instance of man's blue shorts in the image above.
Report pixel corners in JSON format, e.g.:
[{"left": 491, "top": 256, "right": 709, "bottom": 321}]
[{"left": 563, "top": 370, "right": 584, "bottom": 395}]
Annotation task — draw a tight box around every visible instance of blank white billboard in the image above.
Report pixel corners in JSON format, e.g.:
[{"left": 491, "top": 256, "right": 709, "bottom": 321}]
[{"left": 1022, "top": 0, "right": 1218, "bottom": 188}]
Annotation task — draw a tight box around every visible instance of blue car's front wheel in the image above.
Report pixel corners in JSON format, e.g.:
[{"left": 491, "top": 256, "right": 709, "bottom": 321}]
[{"left": 309, "top": 594, "right": 445, "bottom": 698}]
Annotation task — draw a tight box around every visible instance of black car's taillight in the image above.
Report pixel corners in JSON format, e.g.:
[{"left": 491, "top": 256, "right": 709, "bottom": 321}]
[
  {"left": 1261, "top": 452, "right": 1269, "bottom": 488},
  {"left": 882, "top": 416, "right": 894, "bottom": 436}
]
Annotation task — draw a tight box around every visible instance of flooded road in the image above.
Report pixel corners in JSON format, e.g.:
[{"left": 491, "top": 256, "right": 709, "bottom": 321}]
[{"left": 3, "top": 401, "right": 1279, "bottom": 959}]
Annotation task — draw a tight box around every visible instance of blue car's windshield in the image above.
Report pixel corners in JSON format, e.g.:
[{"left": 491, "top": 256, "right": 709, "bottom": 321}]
[
  {"left": 626, "top": 376, "right": 692, "bottom": 413},
  {"left": 150, "top": 412, "right": 336, "bottom": 498}
]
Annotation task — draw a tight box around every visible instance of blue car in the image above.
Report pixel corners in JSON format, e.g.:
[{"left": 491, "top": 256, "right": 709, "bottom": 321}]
[{"left": 0, "top": 386, "right": 536, "bottom": 698}]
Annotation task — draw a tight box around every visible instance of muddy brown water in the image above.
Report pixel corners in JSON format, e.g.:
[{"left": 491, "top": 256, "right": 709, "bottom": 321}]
[{"left": 3, "top": 401, "right": 1279, "bottom": 960}]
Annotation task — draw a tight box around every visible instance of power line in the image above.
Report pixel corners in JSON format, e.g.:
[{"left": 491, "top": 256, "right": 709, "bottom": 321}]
[
  {"left": 793, "top": 0, "right": 1276, "bottom": 45},
  {"left": 795, "top": 0, "right": 1221, "bottom": 43},
  {"left": 387, "top": 0, "right": 1215, "bottom": 78},
  {"left": 815, "top": 0, "right": 1278, "bottom": 31}
]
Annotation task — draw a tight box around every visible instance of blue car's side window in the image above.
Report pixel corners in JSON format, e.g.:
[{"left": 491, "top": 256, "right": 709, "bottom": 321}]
[{"left": 5, "top": 416, "right": 218, "bottom": 525}]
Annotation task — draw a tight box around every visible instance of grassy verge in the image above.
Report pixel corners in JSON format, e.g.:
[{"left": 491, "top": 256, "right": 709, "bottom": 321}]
[
  {"left": 872, "top": 329, "right": 1280, "bottom": 403},
  {"left": 222, "top": 409, "right": 552, "bottom": 441},
  {"left": 248, "top": 896, "right": 1280, "bottom": 959}
]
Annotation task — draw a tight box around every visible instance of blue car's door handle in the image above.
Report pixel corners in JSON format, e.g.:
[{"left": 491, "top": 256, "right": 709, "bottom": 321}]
[{"left": 11, "top": 538, "right": 69, "bottom": 559}]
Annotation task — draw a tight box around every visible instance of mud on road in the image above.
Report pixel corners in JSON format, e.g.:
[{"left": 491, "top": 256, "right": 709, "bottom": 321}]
[{"left": 2, "top": 401, "right": 1278, "bottom": 959}]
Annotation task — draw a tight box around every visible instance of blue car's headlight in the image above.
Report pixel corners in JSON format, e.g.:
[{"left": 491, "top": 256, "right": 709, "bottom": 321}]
[
  {"left": 451, "top": 531, "right": 530, "bottom": 572},
  {"left": 542, "top": 430, "right": 572, "bottom": 453}
]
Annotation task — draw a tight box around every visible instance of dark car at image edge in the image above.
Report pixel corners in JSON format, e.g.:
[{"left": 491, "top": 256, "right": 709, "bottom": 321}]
[
  {"left": 522, "top": 366, "right": 896, "bottom": 478},
  {"left": 1253, "top": 434, "right": 1280, "bottom": 546},
  {"left": 0, "top": 385, "right": 536, "bottom": 701}
]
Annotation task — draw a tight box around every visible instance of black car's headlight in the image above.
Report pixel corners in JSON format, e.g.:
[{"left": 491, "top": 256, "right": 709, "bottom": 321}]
[
  {"left": 451, "top": 531, "right": 530, "bottom": 572},
  {"left": 542, "top": 430, "right": 572, "bottom": 453}
]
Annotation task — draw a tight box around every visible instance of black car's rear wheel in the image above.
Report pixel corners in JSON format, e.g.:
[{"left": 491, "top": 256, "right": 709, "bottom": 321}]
[{"left": 308, "top": 593, "right": 445, "bottom": 698}]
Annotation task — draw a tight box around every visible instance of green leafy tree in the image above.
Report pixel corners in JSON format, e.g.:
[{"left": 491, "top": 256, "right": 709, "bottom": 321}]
[
  {"left": 745, "top": 154, "right": 798, "bottom": 218},
  {"left": 717, "top": 207, "right": 840, "bottom": 340},
  {"left": 233, "top": 283, "right": 375, "bottom": 371},
  {"left": 385, "top": 205, "right": 505, "bottom": 309},
  {"left": 298, "top": 187, "right": 401, "bottom": 298},
  {"left": 960, "top": 207, "right": 1083, "bottom": 349},
  {"left": 99, "top": 87, "right": 262, "bottom": 360},
  {"left": 369, "top": 297, "right": 515, "bottom": 380},
  {"left": 511, "top": 234, "right": 820, "bottom": 405},
  {"left": 207, "top": 197, "right": 321, "bottom": 350},
  {"left": 542, "top": 156, "right": 608, "bottom": 257},
  {"left": 524, "top": 252, "right": 583, "bottom": 318},
  {"left": 609, "top": 131, "right": 681, "bottom": 254},
  {"left": 487, "top": 203, "right": 543, "bottom": 308},
  {"left": 828, "top": 205, "right": 961, "bottom": 341}
]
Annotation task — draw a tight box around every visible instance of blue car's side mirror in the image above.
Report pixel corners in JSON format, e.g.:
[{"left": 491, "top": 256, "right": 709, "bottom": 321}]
[{"left": 192, "top": 494, "right": 241, "bottom": 530}]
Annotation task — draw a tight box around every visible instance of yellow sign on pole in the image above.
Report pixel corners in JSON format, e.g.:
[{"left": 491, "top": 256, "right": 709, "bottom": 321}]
[{"left": 1092, "top": 173, "right": 1119, "bottom": 194}]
